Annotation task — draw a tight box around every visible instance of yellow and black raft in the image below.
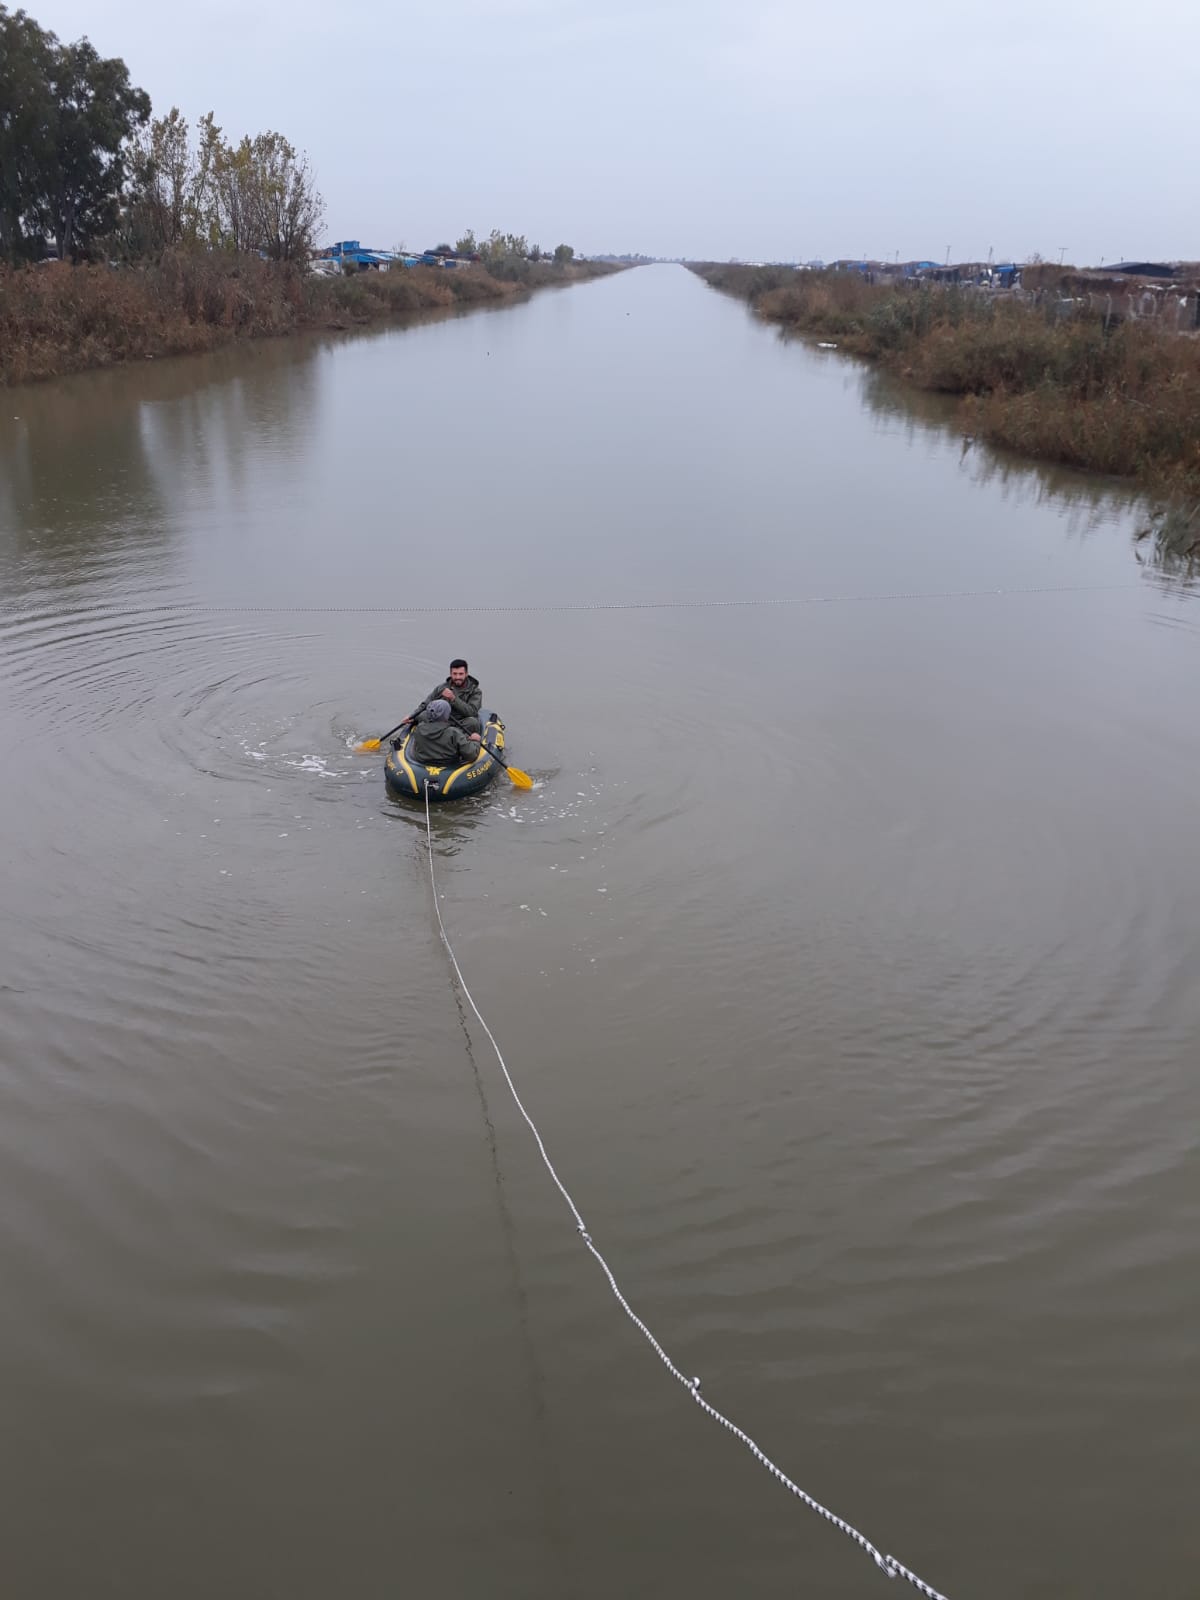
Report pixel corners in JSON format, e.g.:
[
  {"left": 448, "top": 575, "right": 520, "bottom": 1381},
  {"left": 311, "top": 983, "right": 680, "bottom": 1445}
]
[{"left": 385, "top": 711, "right": 507, "bottom": 803}]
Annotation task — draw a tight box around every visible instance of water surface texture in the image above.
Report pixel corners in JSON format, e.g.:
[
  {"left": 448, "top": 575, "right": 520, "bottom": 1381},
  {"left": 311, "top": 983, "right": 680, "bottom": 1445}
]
[{"left": 2, "top": 266, "right": 1197, "bottom": 1599}]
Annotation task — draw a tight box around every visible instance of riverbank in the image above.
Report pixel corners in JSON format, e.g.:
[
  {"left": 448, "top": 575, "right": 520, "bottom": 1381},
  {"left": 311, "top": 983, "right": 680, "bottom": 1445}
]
[
  {"left": 689, "top": 263, "right": 1200, "bottom": 508},
  {"left": 0, "top": 253, "right": 623, "bottom": 386}
]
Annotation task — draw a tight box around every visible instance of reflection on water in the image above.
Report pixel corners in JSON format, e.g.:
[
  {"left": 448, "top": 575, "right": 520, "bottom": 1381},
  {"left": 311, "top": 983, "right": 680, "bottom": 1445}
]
[
  {"left": 0, "top": 338, "right": 330, "bottom": 609},
  {"left": 776, "top": 328, "right": 1200, "bottom": 588},
  {"left": 857, "top": 361, "right": 1149, "bottom": 528},
  {"left": 5, "top": 281, "right": 1195, "bottom": 609},
  {"left": 1133, "top": 503, "right": 1200, "bottom": 585}
]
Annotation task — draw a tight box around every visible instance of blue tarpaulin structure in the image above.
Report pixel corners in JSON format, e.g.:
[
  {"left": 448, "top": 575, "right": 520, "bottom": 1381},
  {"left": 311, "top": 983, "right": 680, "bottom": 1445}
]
[{"left": 314, "top": 240, "right": 416, "bottom": 270}]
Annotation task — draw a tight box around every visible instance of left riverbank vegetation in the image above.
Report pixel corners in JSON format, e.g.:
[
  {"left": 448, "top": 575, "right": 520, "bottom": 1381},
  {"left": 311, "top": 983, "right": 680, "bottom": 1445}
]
[
  {"left": 690, "top": 261, "right": 1200, "bottom": 532},
  {"left": 0, "top": 5, "right": 618, "bottom": 384}
]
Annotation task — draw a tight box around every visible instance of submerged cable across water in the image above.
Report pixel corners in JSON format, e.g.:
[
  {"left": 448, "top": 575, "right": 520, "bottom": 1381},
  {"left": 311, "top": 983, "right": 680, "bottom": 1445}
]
[
  {"left": 420, "top": 786, "right": 952, "bottom": 1599},
  {"left": 23, "top": 579, "right": 1146, "bottom": 621}
]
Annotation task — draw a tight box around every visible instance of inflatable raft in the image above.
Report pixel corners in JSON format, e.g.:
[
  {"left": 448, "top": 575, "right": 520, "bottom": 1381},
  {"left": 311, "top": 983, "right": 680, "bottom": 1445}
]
[{"left": 384, "top": 710, "right": 506, "bottom": 803}]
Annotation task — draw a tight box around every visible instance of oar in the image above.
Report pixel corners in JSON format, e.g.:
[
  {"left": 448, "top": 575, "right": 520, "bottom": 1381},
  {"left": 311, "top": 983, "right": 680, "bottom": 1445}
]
[
  {"left": 357, "top": 719, "right": 532, "bottom": 789},
  {"left": 483, "top": 743, "right": 534, "bottom": 790},
  {"left": 356, "top": 718, "right": 410, "bottom": 753}
]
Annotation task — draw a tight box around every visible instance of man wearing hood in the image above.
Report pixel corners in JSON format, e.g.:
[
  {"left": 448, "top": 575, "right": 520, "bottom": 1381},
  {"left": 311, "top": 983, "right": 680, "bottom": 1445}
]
[
  {"left": 403, "top": 658, "right": 482, "bottom": 736},
  {"left": 410, "top": 698, "right": 483, "bottom": 767}
]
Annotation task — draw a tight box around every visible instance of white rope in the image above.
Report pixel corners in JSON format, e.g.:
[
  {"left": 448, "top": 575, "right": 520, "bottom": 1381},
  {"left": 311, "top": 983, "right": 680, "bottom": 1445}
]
[
  {"left": 19, "top": 579, "right": 1146, "bottom": 618},
  {"left": 422, "top": 784, "right": 952, "bottom": 1599}
]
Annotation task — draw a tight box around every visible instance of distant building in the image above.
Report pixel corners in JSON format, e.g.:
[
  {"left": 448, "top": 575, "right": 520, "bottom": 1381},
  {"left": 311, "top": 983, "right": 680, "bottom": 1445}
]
[
  {"left": 313, "top": 240, "right": 408, "bottom": 272},
  {"left": 1108, "top": 262, "right": 1176, "bottom": 278},
  {"left": 421, "top": 246, "right": 481, "bottom": 264}
]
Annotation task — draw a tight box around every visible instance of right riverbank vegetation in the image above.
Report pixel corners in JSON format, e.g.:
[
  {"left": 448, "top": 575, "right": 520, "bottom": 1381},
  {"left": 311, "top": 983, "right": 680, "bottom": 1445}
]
[
  {"left": 0, "top": 5, "right": 619, "bottom": 384},
  {"left": 690, "top": 262, "right": 1200, "bottom": 546}
]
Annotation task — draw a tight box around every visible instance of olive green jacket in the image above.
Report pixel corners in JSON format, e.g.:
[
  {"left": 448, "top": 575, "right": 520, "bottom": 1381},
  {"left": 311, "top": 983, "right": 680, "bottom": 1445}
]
[
  {"left": 410, "top": 718, "right": 482, "bottom": 768},
  {"left": 409, "top": 674, "right": 482, "bottom": 726}
]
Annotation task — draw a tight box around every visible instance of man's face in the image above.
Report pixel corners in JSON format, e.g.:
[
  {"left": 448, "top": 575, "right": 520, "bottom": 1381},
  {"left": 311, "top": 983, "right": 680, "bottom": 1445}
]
[{"left": 449, "top": 666, "right": 467, "bottom": 688}]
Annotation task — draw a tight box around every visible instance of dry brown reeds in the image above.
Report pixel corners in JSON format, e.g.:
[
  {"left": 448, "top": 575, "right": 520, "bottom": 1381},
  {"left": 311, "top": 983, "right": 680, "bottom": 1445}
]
[
  {"left": 0, "top": 253, "right": 618, "bottom": 386},
  {"left": 691, "top": 263, "right": 1200, "bottom": 500}
]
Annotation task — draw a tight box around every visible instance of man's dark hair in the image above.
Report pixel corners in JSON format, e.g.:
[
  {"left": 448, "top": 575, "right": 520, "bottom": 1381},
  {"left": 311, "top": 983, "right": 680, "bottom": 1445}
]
[{"left": 449, "top": 658, "right": 468, "bottom": 671}]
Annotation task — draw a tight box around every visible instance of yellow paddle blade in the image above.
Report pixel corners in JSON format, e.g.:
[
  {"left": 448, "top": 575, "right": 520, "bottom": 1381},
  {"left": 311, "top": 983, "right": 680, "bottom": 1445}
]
[
  {"left": 505, "top": 764, "right": 534, "bottom": 790},
  {"left": 356, "top": 737, "right": 382, "bottom": 752}
]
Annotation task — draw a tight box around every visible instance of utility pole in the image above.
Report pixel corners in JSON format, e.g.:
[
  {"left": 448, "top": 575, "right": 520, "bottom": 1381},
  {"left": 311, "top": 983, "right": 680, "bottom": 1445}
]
[
  {"left": 945, "top": 245, "right": 951, "bottom": 265},
  {"left": 1059, "top": 245, "right": 1067, "bottom": 265}
]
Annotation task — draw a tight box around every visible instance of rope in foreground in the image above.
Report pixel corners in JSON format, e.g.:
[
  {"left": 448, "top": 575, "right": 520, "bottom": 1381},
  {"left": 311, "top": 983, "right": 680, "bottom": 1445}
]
[{"left": 421, "top": 786, "right": 951, "bottom": 1598}]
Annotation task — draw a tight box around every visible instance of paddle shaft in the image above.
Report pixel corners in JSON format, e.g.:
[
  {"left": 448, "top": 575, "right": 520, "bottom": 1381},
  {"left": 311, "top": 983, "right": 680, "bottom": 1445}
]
[
  {"left": 374, "top": 718, "right": 411, "bottom": 747},
  {"left": 408, "top": 719, "right": 502, "bottom": 765},
  {"left": 382, "top": 715, "right": 492, "bottom": 761},
  {"left": 371, "top": 694, "right": 468, "bottom": 748},
  {"left": 367, "top": 714, "right": 529, "bottom": 786}
]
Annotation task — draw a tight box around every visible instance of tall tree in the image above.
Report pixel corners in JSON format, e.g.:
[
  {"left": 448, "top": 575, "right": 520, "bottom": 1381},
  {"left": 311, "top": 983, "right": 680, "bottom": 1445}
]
[
  {"left": 125, "top": 106, "right": 194, "bottom": 255},
  {"left": 38, "top": 35, "right": 150, "bottom": 258},
  {"left": 209, "top": 130, "right": 254, "bottom": 252},
  {"left": 246, "top": 132, "right": 323, "bottom": 262},
  {"left": 186, "top": 116, "right": 323, "bottom": 260},
  {"left": 2, "top": 15, "right": 321, "bottom": 268},
  {"left": 191, "top": 112, "right": 224, "bottom": 248},
  {"left": 481, "top": 229, "right": 529, "bottom": 261},
  {"left": 0, "top": 6, "right": 56, "bottom": 261}
]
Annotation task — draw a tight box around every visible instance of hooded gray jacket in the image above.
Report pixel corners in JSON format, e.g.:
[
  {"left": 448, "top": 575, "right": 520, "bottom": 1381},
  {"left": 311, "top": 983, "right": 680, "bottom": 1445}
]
[{"left": 410, "top": 716, "right": 482, "bottom": 768}]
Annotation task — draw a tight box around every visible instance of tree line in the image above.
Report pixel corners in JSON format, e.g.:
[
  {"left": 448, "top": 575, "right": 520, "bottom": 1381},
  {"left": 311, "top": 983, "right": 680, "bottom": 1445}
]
[
  {"left": 0, "top": 4, "right": 322, "bottom": 264},
  {"left": 453, "top": 230, "right": 575, "bottom": 273},
  {"left": 124, "top": 110, "right": 322, "bottom": 264},
  {"left": 1, "top": 6, "right": 575, "bottom": 275}
]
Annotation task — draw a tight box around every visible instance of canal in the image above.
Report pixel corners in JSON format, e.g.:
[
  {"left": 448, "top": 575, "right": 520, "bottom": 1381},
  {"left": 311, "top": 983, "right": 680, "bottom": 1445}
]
[{"left": 1, "top": 264, "right": 1197, "bottom": 1599}]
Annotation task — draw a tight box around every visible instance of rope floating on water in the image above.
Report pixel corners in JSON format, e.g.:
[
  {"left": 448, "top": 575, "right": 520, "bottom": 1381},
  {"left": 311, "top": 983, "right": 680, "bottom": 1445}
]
[
  {"left": 1, "top": 579, "right": 1149, "bottom": 624},
  {"left": 420, "top": 784, "right": 952, "bottom": 1599}
]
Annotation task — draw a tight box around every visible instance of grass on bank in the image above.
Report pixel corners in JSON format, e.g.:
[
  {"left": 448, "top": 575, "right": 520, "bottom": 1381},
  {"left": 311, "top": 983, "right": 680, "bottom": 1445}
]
[
  {"left": 690, "top": 264, "right": 1200, "bottom": 502},
  {"left": 0, "top": 251, "right": 620, "bottom": 385}
]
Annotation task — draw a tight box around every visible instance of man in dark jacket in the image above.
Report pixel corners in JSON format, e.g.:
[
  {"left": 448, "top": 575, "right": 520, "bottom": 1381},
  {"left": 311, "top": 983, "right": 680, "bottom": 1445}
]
[
  {"left": 404, "top": 658, "right": 482, "bottom": 736},
  {"left": 410, "top": 698, "right": 483, "bottom": 767}
]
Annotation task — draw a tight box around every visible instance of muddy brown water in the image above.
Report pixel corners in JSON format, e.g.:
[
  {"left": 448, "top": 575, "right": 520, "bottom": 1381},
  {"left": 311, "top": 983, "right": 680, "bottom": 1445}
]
[{"left": 1, "top": 266, "right": 1197, "bottom": 1600}]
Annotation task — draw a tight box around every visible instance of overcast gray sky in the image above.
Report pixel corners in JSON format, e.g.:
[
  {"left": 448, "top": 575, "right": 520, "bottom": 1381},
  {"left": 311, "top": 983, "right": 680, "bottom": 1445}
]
[{"left": 32, "top": 0, "right": 1199, "bottom": 264}]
